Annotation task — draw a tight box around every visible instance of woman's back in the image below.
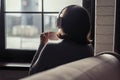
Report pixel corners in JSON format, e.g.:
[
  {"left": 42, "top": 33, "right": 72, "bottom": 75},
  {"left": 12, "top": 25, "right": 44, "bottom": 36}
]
[
  {"left": 46, "top": 40, "right": 93, "bottom": 60},
  {"left": 29, "top": 40, "right": 93, "bottom": 75}
]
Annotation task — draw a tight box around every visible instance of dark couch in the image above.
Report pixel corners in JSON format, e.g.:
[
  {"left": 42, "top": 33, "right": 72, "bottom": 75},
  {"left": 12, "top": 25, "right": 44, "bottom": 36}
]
[{"left": 20, "top": 51, "right": 120, "bottom": 80}]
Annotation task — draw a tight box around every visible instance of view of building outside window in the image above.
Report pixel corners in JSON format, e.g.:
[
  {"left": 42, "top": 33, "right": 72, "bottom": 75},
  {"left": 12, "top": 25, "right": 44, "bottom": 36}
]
[{"left": 5, "top": 0, "right": 82, "bottom": 50}]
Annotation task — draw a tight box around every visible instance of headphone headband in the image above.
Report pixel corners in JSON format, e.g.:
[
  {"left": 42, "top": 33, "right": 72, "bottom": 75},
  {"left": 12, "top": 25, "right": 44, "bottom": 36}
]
[{"left": 57, "top": 8, "right": 66, "bottom": 28}]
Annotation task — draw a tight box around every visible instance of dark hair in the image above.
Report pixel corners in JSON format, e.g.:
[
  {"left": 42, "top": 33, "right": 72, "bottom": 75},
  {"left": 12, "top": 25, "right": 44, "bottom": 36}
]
[{"left": 57, "top": 5, "right": 91, "bottom": 44}]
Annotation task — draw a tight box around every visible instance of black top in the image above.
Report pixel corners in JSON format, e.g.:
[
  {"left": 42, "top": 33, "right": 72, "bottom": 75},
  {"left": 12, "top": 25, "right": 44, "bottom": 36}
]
[{"left": 29, "top": 39, "right": 94, "bottom": 75}]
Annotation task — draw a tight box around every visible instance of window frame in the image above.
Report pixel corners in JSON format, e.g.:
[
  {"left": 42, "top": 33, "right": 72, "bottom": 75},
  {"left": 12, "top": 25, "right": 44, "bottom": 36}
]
[
  {"left": 115, "top": 0, "right": 120, "bottom": 54},
  {"left": 0, "top": 0, "right": 95, "bottom": 63}
]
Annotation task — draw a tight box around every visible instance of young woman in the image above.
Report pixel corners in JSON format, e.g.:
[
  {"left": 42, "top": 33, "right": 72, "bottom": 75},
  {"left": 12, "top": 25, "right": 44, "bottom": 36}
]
[{"left": 29, "top": 5, "right": 94, "bottom": 75}]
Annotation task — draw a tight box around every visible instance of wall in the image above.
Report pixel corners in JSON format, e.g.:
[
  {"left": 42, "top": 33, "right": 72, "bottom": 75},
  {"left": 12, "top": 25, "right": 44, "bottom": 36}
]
[
  {"left": 0, "top": 70, "right": 28, "bottom": 80},
  {"left": 95, "top": 0, "right": 116, "bottom": 53}
]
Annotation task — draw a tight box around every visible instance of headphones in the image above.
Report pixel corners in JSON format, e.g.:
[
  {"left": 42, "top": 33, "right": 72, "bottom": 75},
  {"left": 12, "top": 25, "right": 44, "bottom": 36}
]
[
  {"left": 57, "top": 18, "right": 63, "bottom": 28},
  {"left": 57, "top": 9, "right": 64, "bottom": 28},
  {"left": 57, "top": 5, "right": 76, "bottom": 28}
]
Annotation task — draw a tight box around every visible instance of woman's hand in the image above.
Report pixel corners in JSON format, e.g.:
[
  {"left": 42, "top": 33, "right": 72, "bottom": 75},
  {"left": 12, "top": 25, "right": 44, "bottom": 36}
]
[
  {"left": 40, "top": 32, "right": 49, "bottom": 44},
  {"left": 40, "top": 32, "right": 59, "bottom": 44}
]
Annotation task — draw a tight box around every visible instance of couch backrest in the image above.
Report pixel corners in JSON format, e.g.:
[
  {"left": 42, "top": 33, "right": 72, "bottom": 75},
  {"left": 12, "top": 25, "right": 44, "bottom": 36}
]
[{"left": 20, "top": 52, "right": 120, "bottom": 80}]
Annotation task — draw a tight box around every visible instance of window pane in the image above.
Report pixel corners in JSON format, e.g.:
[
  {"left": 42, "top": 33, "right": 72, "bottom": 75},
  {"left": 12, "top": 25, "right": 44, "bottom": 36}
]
[
  {"left": 44, "top": 14, "right": 58, "bottom": 32},
  {"left": 5, "top": 13, "right": 42, "bottom": 49},
  {"left": 5, "top": 0, "right": 42, "bottom": 12},
  {"left": 44, "top": 0, "right": 83, "bottom": 12}
]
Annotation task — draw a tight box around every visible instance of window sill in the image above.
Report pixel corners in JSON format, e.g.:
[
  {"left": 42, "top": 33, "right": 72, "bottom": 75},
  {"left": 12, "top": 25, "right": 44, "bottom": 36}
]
[{"left": 0, "top": 62, "right": 30, "bottom": 70}]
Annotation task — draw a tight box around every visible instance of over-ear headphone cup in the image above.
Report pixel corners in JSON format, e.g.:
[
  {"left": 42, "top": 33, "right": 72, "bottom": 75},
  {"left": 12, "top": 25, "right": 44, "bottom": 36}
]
[{"left": 57, "top": 17, "right": 63, "bottom": 28}]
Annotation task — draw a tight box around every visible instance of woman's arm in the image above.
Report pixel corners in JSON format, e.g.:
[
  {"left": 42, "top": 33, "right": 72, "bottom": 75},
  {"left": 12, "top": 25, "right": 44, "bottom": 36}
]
[
  {"left": 29, "top": 44, "right": 54, "bottom": 75},
  {"left": 30, "top": 43, "right": 45, "bottom": 68},
  {"left": 29, "top": 32, "right": 49, "bottom": 73}
]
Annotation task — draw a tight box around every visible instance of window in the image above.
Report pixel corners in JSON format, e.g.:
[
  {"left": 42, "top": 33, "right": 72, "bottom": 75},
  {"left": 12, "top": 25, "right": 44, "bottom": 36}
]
[
  {"left": 0, "top": 0, "right": 95, "bottom": 62},
  {"left": 5, "top": 0, "right": 83, "bottom": 50}
]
